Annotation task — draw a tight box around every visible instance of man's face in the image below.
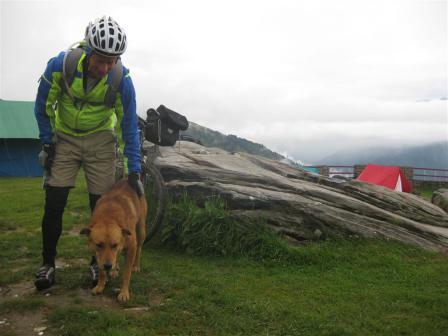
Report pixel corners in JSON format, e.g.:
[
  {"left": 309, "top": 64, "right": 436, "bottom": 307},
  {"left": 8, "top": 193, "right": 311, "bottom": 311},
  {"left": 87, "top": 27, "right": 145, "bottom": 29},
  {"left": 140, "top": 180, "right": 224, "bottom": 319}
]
[{"left": 87, "top": 53, "right": 118, "bottom": 79}]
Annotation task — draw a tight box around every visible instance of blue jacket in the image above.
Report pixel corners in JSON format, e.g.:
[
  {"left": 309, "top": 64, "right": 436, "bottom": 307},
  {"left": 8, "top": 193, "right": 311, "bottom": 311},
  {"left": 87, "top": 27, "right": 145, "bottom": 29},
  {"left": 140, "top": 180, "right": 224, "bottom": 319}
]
[{"left": 34, "top": 48, "right": 141, "bottom": 173}]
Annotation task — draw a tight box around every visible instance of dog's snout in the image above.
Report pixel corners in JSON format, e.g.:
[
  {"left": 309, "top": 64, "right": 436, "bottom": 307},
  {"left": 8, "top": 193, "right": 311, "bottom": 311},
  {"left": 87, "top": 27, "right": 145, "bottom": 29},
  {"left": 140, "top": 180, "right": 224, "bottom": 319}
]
[{"left": 103, "top": 263, "right": 112, "bottom": 271}]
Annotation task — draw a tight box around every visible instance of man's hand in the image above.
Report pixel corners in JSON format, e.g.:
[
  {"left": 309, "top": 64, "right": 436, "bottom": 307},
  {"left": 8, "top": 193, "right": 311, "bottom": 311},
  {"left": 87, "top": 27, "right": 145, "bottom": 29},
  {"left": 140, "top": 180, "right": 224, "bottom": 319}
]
[
  {"left": 128, "top": 173, "right": 144, "bottom": 198},
  {"left": 38, "top": 144, "right": 56, "bottom": 175}
]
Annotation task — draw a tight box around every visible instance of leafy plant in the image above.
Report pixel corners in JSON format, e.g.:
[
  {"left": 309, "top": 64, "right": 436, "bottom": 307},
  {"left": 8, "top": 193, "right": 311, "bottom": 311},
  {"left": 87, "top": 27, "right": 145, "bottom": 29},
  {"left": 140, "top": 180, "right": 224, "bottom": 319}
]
[{"left": 159, "top": 193, "right": 312, "bottom": 264}]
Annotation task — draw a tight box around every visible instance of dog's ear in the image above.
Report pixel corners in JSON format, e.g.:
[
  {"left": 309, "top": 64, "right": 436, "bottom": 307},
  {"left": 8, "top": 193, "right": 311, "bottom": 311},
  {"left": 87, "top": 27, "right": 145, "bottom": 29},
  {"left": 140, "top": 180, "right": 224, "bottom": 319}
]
[
  {"left": 122, "top": 228, "right": 132, "bottom": 236},
  {"left": 80, "top": 228, "right": 91, "bottom": 236}
]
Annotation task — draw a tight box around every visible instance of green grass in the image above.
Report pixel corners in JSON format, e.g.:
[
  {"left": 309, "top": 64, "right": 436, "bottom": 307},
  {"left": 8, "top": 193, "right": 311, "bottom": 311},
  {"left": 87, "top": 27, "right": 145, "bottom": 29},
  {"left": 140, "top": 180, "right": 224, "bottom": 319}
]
[
  {"left": 159, "top": 194, "right": 299, "bottom": 262},
  {"left": 413, "top": 184, "right": 443, "bottom": 201},
  {"left": 1, "top": 176, "right": 448, "bottom": 335}
]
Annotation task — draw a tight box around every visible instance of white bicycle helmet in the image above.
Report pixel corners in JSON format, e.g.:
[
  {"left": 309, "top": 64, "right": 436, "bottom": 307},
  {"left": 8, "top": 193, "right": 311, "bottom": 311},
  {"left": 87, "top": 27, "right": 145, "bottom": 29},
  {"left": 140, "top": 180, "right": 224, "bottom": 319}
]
[{"left": 85, "top": 16, "right": 127, "bottom": 57}]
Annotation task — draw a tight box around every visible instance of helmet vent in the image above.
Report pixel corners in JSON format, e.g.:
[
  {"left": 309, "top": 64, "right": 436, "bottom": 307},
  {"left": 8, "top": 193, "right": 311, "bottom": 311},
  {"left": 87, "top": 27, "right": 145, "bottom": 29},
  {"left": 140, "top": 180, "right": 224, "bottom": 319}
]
[{"left": 85, "top": 16, "right": 127, "bottom": 56}]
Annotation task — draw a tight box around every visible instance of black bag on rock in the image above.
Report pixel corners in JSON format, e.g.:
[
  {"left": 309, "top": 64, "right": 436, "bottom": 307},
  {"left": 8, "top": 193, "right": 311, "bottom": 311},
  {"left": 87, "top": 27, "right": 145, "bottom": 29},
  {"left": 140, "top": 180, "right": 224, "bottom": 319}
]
[{"left": 144, "top": 105, "right": 189, "bottom": 146}]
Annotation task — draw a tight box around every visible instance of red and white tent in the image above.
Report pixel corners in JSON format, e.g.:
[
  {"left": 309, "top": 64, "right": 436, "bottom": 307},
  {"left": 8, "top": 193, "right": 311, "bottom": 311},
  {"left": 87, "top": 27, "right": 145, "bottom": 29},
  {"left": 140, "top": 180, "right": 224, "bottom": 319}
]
[{"left": 356, "top": 164, "right": 412, "bottom": 193}]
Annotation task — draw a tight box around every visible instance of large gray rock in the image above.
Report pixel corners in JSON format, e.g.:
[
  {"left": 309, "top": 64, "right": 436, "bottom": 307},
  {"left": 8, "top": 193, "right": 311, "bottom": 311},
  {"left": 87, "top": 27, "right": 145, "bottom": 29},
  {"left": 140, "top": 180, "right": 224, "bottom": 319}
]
[
  {"left": 432, "top": 189, "right": 448, "bottom": 213},
  {"left": 151, "top": 141, "right": 448, "bottom": 252}
]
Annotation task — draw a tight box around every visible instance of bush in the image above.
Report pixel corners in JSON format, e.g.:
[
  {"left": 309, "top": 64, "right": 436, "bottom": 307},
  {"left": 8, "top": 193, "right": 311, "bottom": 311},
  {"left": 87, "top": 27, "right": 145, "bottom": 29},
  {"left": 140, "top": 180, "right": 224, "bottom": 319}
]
[{"left": 159, "top": 194, "right": 304, "bottom": 263}]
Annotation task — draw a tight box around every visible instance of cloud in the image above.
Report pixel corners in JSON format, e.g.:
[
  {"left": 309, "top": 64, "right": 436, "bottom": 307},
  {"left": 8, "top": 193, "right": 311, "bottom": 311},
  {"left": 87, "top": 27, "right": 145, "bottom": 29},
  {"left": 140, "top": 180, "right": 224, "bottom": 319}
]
[
  {"left": 1, "top": 0, "right": 446, "bottom": 164},
  {"left": 252, "top": 120, "right": 447, "bottom": 163}
]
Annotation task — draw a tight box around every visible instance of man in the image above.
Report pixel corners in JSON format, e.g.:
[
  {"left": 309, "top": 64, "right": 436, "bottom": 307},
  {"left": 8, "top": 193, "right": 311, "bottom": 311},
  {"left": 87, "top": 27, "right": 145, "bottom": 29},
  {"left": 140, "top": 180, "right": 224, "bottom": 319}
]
[{"left": 34, "top": 16, "right": 143, "bottom": 290}]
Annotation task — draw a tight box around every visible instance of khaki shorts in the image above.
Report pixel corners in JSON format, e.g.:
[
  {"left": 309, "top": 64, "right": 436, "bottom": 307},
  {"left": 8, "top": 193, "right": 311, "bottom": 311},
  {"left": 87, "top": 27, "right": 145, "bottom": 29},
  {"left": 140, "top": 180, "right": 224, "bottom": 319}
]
[{"left": 47, "top": 131, "right": 116, "bottom": 195}]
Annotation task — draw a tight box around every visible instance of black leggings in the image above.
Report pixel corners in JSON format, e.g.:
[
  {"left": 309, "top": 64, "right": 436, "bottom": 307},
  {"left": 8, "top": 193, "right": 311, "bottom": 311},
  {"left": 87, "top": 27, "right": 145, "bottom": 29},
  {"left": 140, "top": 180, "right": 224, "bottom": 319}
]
[{"left": 41, "top": 187, "right": 101, "bottom": 266}]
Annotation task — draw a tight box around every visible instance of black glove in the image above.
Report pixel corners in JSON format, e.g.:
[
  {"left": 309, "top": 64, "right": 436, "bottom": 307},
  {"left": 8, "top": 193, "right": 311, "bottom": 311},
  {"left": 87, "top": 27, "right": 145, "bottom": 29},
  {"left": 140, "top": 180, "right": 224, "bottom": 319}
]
[
  {"left": 38, "top": 144, "right": 56, "bottom": 175},
  {"left": 128, "top": 173, "right": 144, "bottom": 198}
]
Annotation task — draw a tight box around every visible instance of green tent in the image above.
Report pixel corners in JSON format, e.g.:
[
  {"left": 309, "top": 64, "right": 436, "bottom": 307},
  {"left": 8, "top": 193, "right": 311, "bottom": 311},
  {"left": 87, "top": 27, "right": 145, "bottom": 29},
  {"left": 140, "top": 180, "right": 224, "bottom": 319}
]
[{"left": 0, "top": 99, "right": 42, "bottom": 176}]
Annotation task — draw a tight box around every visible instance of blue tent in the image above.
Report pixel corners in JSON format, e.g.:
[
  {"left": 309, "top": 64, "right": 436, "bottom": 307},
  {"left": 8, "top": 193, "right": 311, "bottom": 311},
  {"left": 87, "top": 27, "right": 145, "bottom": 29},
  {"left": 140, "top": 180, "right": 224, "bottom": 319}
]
[
  {"left": 303, "top": 166, "right": 319, "bottom": 174},
  {"left": 0, "top": 99, "right": 43, "bottom": 177}
]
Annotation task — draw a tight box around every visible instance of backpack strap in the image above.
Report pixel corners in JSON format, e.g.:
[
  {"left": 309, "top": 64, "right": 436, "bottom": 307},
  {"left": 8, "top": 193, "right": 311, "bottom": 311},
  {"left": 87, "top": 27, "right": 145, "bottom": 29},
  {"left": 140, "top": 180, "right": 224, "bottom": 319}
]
[
  {"left": 104, "top": 58, "right": 123, "bottom": 108},
  {"left": 61, "top": 46, "right": 124, "bottom": 109},
  {"left": 60, "top": 47, "right": 84, "bottom": 103}
]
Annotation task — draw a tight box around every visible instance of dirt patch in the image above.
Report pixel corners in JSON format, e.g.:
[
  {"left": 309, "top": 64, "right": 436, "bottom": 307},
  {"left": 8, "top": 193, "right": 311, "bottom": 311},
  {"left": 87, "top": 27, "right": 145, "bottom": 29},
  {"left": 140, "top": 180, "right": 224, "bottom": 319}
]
[
  {"left": 0, "top": 282, "right": 35, "bottom": 302},
  {"left": 0, "top": 282, "right": 51, "bottom": 335},
  {"left": 0, "top": 256, "right": 162, "bottom": 335},
  {"left": 1, "top": 279, "right": 160, "bottom": 335},
  {"left": 1, "top": 310, "right": 51, "bottom": 336},
  {"left": 0, "top": 290, "right": 120, "bottom": 336},
  {"left": 148, "top": 290, "right": 164, "bottom": 307},
  {"left": 55, "top": 258, "right": 88, "bottom": 269},
  {"left": 45, "top": 288, "right": 122, "bottom": 311},
  {"left": 0, "top": 286, "right": 121, "bottom": 336},
  {"left": 1, "top": 258, "right": 89, "bottom": 300},
  {"left": 65, "top": 224, "right": 85, "bottom": 237}
]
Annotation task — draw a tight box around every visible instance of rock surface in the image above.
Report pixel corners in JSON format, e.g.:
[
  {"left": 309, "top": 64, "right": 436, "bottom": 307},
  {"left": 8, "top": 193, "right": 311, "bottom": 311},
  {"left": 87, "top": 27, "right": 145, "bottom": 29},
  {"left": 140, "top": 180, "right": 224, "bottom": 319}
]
[
  {"left": 151, "top": 141, "right": 448, "bottom": 252},
  {"left": 432, "top": 189, "right": 448, "bottom": 213}
]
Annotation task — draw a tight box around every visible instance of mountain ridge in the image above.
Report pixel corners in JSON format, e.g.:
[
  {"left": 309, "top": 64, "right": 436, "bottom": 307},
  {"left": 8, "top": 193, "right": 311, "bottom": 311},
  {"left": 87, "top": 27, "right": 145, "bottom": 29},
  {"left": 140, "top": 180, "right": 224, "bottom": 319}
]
[
  {"left": 182, "top": 122, "right": 287, "bottom": 161},
  {"left": 316, "top": 141, "right": 448, "bottom": 169},
  {"left": 181, "top": 122, "right": 447, "bottom": 169}
]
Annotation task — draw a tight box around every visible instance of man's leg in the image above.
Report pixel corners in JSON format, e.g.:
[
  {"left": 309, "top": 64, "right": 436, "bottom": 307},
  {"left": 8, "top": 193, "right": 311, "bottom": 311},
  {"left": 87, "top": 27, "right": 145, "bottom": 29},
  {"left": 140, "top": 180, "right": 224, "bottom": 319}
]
[
  {"left": 35, "top": 132, "right": 81, "bottom": 290},
  {"left": 88, "top": 193, "right": 101, "bottom": 286},
  {"left": 42, "top": 186, "right": 70, "bottom": 265},
  {"left": 89, "top": 193, "right": 102, "bottom": 213},
  {"left": 35, "top": 186, "right": 70, "bottom": 290}
]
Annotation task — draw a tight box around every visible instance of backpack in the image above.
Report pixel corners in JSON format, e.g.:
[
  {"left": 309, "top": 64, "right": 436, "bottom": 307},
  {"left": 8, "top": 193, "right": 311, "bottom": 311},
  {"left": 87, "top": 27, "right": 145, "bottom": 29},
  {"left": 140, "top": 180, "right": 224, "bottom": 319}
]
[
  {"left": 143, "top": 105, "right": 189, "bottom": 146},
  {"left": 60, "top": 45, "right": 123, "bottom": 108}
]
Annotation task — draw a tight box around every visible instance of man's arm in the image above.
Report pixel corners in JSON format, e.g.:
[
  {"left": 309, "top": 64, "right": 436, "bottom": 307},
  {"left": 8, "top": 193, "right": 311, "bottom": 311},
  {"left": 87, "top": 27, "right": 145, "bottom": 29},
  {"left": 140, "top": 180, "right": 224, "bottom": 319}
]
[
  {"left": 34, "top": 52, "right": 65, "bottom": 144},
  {"left": 117, "top": 69, "right": 141, "bottom": 174}
]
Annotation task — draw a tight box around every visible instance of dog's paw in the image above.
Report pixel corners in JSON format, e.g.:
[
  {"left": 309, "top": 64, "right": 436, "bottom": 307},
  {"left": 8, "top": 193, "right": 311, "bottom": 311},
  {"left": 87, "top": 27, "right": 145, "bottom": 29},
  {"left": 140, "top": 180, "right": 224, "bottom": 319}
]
[
  {"left": 117, "top": 290, "right": 130, "bottom": 302},
  {"left": 109, "top": 269, "right": 119, "bottom": 279},
  {"left": 91, "top": 285, "right": 104, "bottom": 295},
  {"left": 132, "top": 265, "right": 141, "bottom": 273}
]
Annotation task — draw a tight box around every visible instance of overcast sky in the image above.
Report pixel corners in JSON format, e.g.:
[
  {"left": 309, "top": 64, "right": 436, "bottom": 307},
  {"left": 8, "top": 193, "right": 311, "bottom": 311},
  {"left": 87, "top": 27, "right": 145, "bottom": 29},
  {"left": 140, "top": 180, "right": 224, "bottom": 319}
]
[{"left": 1, "top": 0, "right": 447, "bottom": 163}]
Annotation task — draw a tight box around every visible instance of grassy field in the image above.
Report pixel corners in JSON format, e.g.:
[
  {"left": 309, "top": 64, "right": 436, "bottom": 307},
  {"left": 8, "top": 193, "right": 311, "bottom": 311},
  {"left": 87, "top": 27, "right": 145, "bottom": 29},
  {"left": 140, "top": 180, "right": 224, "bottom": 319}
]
[{"left": 0, "top": 176, "right": 447, "bottom": 336}]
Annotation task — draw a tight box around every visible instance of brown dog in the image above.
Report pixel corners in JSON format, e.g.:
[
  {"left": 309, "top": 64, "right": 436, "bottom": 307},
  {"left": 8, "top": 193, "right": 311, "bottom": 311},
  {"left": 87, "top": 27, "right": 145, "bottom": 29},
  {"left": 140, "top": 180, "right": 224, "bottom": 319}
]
[{"left": 81, "top": 178, "right": 147, "bottom": 301}]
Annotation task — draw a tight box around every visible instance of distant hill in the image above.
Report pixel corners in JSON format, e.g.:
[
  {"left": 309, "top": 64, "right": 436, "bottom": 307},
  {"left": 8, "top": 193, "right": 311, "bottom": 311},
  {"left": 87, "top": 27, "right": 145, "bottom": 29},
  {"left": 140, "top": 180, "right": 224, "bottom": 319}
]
[
  {"left": 316, "top": 142, "right": 448, "bottom": 169},
  {"left": 180, "top": 123, "right": 447, "bottom": 169},
  {"left": 181, "top": 122, "right": 288, "bottom": 162}
]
